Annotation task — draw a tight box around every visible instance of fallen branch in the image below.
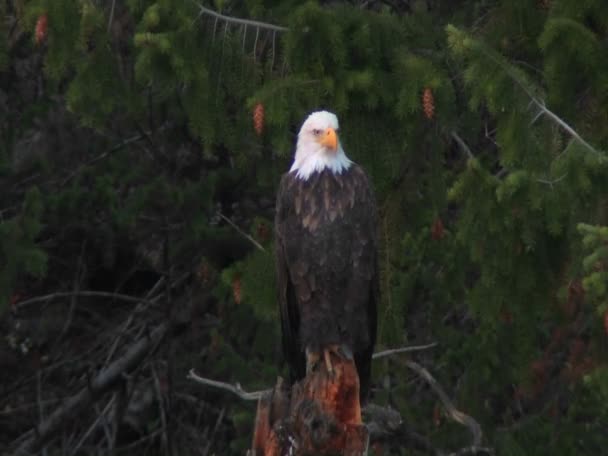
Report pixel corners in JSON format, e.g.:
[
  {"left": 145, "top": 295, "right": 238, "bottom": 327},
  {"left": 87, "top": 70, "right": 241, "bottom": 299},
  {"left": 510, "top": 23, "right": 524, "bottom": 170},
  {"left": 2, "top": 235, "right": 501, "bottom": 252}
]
[{"left": 14, "top": 323, "right": 168, "bottom": 455}]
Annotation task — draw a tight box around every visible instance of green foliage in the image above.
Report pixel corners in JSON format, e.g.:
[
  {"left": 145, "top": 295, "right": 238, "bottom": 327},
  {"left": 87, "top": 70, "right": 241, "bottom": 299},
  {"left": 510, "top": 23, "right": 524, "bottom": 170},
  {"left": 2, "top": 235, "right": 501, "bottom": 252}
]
[
  {"left": 579, "top": 223, "right": 608, "bottom": 316},
  {"left": 4, "top": 0, "right": 608, "bottom": 454},
  {"left": 0, "top": 188, "right": 47, "bottom": 309}
]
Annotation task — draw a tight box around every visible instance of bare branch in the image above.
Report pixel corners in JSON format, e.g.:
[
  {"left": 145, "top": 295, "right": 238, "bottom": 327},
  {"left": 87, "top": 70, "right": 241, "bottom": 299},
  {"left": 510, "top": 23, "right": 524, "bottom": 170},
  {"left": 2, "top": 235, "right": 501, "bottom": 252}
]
[
  {"left": 405, "top": 361, "right": 483, "bottom": 447},
  {"left": 191, "top": 2, "right": 288, "bottom": 33},
  {"left": 451, "top": 131, "right": 475, "bottom": 160},
  {"left": 373, "top": 342, "right": 437, "bottom": 359},
  {"left": 531, "top": 98, "right": 599, "bottom": 156},
  {"left": 217, "top": 212, "right": 267, "bottom": 252},
  {"left": 187, "top": 369, "right": 269, "bottom": 401},
  {"left": 447, "top": 446, "right": 495, "bottom": 456},
  {"left": 15, "top": 290, "right": 155, "bottom": 311}
]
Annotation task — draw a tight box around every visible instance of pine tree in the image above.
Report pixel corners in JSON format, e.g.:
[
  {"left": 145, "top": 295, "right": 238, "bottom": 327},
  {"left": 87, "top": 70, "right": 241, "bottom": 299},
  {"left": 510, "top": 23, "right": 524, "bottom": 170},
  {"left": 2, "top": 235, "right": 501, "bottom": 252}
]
[{"left": 2, "top": 0, "right": 608, "bottom": 454}]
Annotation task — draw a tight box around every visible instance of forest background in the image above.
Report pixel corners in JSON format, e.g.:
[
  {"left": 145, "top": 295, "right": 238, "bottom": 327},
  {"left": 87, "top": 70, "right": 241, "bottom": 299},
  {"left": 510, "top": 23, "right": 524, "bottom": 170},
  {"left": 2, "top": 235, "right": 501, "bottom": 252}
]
[{"left": 1, "top": 0, "right": 608, "bottom": 454}]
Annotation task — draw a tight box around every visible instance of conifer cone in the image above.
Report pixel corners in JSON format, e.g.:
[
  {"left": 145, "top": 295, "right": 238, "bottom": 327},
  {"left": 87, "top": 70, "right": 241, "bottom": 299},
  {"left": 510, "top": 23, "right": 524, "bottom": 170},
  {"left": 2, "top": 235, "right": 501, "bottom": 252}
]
[
  {"left": 422, "top": 87, "right": 435, "bottom": 120},
  {"left": 232, "top": 276, "right": 242, "bottom": 304},
  {"left": 253, "top": 102, "right": 265, "bottom": 136},
  {"left": 431, "top": 217, "right": 444, "bottom": 240},
  {"left": 35, "top": 14, "right": 48, "bottom": 45},
  {"left": 256, "top": 221, "right": 270, "bottom": 243}
]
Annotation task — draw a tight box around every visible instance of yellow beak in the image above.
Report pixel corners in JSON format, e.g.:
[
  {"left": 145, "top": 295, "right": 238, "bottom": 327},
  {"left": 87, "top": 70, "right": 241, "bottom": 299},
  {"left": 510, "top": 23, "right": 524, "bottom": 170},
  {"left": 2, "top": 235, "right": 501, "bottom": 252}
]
[{"left": 319, "top": 127, "right": 338, "bottom": 151}]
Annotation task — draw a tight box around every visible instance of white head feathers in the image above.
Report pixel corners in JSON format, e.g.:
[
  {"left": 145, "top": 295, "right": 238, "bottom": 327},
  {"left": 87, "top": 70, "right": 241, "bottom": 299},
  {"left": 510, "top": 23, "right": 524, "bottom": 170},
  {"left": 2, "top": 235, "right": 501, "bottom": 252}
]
[{"left": 290, "top": 110, "right": 352, "bottom": 180}]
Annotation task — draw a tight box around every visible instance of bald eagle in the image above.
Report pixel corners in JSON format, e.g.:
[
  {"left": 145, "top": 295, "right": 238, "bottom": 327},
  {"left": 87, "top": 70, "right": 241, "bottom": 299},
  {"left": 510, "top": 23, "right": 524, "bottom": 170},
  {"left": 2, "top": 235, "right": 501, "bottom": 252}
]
[{"left": 274, "top": 111, "right": 378, "bottom": 400}]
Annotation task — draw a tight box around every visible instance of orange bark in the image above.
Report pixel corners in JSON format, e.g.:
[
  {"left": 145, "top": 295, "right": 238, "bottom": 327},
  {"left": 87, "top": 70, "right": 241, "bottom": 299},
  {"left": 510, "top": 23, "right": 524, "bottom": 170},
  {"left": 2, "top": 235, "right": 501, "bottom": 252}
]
[{"left": 250, "top": 353, "right": 368, "bottom": 455}]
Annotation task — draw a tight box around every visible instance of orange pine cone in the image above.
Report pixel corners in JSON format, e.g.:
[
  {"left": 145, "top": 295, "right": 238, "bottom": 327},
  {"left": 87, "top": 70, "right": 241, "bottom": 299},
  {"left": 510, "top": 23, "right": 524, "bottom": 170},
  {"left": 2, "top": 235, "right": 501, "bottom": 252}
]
[
  {"left": 232, "top": 276, "right": 242, "bottom": 304},
  {"left": 256, "top": 221, "right": 270, "bottom": 243},
  {"left": 197, "top": 260, "right": 211, "bottom": 284},
  {"left": 253, "top": 102, "right": 265, "bottom": 136},
  {"left": 431, "top": 217, "right": 444, "bottom": 240},
  {"left": 422, "top": 87, "right": 435, "bottom": 120},
  {"left": 35, "top": 14, "right": 48, "bottom": 45}
]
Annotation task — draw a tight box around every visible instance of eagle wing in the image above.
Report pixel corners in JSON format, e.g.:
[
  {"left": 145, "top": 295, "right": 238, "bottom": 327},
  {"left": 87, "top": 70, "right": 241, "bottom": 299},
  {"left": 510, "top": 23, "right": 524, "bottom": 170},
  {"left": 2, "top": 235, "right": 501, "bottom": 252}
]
[
  {"left": 350, "top": 166, "right": 379, "bottom": 400},
  {"left": 275, "top": 174, "right": 306, "bottom": 382}
]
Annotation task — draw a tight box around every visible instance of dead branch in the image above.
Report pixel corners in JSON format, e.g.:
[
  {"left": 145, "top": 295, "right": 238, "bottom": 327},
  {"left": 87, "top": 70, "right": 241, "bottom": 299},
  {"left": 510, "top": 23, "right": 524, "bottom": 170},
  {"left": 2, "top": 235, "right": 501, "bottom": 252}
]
[
  {"left": 14, "top": 323, "right": 168, "bottom": 455},
  {"left": 372, "top": 342, "right": 437, "bottom": 359},
  {"left": 451, "top": 131, "right": 475, "bottom": 160},
  {"left": 192, "top": 1, "right": 289, "bottom": 33},
  {"left": 405, "top": 361, "right": 482, "bottom": 447},
  {"left": 217, "top": 212, "right": 267, "bottom": 252},
  {"left": 15, "top": 290, "right": 156, "bottom": 311},
  {"left": 447, "top": 446, "right": 495, "bottom": 456},
  {"left": 187, "top": 369, "right": 267, "bottom": 401}
]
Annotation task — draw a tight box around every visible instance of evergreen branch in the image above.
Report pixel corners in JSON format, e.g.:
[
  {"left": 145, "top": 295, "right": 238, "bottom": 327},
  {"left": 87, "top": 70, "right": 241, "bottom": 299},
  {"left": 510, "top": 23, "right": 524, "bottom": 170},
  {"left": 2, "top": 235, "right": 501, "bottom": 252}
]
[
  {"left": 217, "top": 212, "right": 267, "bottom": 252},
  {"left": 473, "top": 41, "right": 601, "bottom": 156},
  {"left": 405, "top": 361, "right": 483, "bottom": 447},
  {"left": 372, "top": 342, "right": 438, "bottom": 359},
  {"left": 191, "top": 2, "right": 288, "bottom": 33}
]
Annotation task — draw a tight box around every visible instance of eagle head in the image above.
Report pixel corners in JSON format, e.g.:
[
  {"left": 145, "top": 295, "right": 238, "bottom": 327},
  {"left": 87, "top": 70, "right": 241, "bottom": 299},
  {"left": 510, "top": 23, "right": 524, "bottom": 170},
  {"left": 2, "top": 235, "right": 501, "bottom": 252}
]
[{"left": 290, "top": 110, "right": 352, "bottom": 180}]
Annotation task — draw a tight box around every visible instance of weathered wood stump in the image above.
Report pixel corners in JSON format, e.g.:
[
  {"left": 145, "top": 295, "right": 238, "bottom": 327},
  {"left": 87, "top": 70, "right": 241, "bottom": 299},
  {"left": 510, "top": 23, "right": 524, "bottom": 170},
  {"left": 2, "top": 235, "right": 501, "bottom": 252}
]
[{"left": 249, "top": 353, "right": 368, "bottom": 455}]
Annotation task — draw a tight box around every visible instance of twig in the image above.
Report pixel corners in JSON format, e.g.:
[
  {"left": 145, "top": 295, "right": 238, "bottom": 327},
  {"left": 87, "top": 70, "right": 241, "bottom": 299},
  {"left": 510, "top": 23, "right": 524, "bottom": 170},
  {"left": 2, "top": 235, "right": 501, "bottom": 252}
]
[
  {"left": 152, "top": 363, "right": 170, "bottom": 456},
  {"left": 447, "top": 446, "right": 495, "bottom": 456},
  {"left": 188, "top": 369, "right": 268, "bottom": 400},
  {"left": 60, "top": 132, "right": 150, "bottom": 186},
  {"left": 104, "top": 277, "right": 165, "bottom": 366},
  {"left": 107, "top": 0, "right": 117, "bottom": 33},
  {"left": 451, "top": 131, "right": 475, "bottom": 160},
  {"left": 191, "top": 2, "right": 288, "bottom": 33},
  {"left": 405, "top": 361, "right": 483, "bottom": 447},
  {"left": 202, "top": 407, "right": 225, "bottom": 456},
  {"left": 37, "top": 371, "right": 48, "bottom": 456},
  {"left": 69, "top": 397, "right": 115, "bottom": 456},
  {"left": 373, "top": 342, "right": 437, "bottom": 359},
  {"left": 15, "top": 291, "right": 155, "bottom": 311},
  {"left": 55, "top": 241, "right": 87, "bottom": 346},
  {"left": 217, "top": 212, "right": 266, "bottom": 252}
]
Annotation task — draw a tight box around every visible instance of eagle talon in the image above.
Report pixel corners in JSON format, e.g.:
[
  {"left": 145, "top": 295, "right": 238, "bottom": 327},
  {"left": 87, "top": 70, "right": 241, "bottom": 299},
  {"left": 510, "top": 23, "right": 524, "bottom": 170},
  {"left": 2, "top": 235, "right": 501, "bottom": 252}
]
[
  {"left": 324, "top": 348, "right": 334, "bottom": 376},
  {"left": 306, "top": 349, "right": 321, "bottom": 375}
]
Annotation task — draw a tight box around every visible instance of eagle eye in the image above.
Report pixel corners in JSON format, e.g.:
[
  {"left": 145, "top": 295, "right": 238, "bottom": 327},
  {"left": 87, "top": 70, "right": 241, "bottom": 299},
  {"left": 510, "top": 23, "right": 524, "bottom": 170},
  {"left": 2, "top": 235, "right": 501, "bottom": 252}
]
[{"left": 312, "top": 129, "right": 321, "bottom": 136}]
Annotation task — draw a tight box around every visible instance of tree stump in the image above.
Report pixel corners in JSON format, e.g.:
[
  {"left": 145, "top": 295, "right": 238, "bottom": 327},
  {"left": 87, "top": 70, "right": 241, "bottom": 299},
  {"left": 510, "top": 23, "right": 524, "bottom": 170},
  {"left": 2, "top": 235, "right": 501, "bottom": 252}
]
[{"left": 249, "top": 353, "right": 368, "bottom": 455}]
